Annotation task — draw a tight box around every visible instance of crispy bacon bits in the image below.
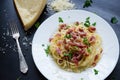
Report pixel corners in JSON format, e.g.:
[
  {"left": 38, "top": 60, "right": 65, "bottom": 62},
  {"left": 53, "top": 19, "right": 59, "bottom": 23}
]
[{"left": 88, "top": 26, "right": 96, "bottom": 33}]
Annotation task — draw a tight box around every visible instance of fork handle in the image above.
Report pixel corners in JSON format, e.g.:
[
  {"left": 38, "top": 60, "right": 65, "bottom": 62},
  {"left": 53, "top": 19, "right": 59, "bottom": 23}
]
[{"left": 16, "top": 38, "right": 28, "bottom": 73}]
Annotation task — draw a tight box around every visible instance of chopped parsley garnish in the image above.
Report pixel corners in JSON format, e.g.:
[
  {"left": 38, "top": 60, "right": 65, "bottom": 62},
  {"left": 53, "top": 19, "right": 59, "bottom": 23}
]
[
  {"left": 80, "top": 78, "right": 84, "bottom": 80},
  {"left": 94, "top": 69, "right": 99, "bottom": 75},
  {"left": 45, "top": 45, "right": 50, "bottom": 56},
  {"left": 83, "top": 37, "right": 90, "bottom": 46},
  {"left": 92, "top": 22, "right": 96, "bottom": 26},
  {"left": 42, "top": 44, "right": 45, "bottom": 47},
  {"left": 83, "top": 0, "right": 93, "bottom": 8},
  {"left": 64, "top": 52, "right": 72, "bottom": 59},
  {"left": 64, "top": 34, "right": 72, "bottom": 39},
  {"left": 84, "top": 21, "right": 90, "bottom": 27},
  {"left": 64, "top": 53, "right": 69, "bottom": 56},
  {"left": 69, "top": 52, "right": 73, "bottom": 59},
  {"left": 87, "top": 48, "right": 91, "bottom": 53},
  {"left": 84, "top": 17, "right": 90, "bottom": 27},
  {"left": 111, "top": 17, "right": 118, "bottom": 24},
  {"left": 84, "top": 17, "right": 97, "bottom": 27},
  {"left": 35, "top": 22, "right": 40, "bottom": 28},
  {"left": 59, "top": 17, "right": 64, "bottom": 23},
  {"left": 86, "top": 17, "right": 90, "bottom": 21}
]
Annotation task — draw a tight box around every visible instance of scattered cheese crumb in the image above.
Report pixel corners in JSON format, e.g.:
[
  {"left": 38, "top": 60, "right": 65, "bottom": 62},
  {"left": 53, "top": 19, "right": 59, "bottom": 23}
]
[{"left": 50, "top": 0, "right": 75, "bottom": 12}]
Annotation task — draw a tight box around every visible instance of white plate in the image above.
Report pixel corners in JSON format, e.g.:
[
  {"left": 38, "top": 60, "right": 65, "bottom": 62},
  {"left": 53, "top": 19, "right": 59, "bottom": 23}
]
[{"left": 32, "top": 10, "right": 119, "bottom": 80}]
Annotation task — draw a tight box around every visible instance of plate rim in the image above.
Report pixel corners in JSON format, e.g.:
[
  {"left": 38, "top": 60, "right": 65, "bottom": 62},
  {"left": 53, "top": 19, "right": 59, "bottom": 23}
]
[{"left": 32, "top": 10, "right": 119, "bottom": 80}]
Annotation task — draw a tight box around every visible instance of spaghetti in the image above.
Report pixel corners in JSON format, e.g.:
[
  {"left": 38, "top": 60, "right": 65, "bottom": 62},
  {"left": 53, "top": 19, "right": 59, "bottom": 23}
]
[{"left": 48, "top": 21, "right": 102, "bottom": 72}]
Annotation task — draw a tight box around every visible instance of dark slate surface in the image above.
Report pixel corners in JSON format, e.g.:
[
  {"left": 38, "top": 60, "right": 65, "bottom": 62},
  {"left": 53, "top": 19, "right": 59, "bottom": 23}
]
[{"left": 0, "top": 0, "right": 120, "bottom": 80}]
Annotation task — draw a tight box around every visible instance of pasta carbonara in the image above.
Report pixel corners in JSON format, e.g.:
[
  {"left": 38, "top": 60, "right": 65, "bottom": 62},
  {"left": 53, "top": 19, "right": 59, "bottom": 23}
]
[{"left": 48, "top": 20, "right": 103, "bottom": 72}]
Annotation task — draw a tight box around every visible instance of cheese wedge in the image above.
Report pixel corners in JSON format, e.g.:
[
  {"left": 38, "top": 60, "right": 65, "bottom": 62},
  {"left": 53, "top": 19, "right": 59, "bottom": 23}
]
[{"left": 14, "top": 0, "right": 47, "bottom": 31}]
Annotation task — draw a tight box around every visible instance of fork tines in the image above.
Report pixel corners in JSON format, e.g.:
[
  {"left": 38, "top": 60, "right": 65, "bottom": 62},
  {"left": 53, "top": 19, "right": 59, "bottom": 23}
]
[{"left": 9, "top": 21, "right": 19, "bottom": 34}]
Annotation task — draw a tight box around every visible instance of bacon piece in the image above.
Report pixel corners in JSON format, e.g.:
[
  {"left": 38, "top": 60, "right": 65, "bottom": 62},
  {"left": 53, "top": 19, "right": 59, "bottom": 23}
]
[
  {"left": 71, "top": 52, "right": 83, "bottom": 66},
  {"left": 88, "top": 26, "right": 96, "bottom": 33},
  {"left": 77, "top": 28, "right": 87, "bottom": 37},
  {"left": 71, "top": 33, "right": 77, "bottom": 39},
  {"left": 79, "top": 32, "right": 86, "bottom": 37},
  {"left": 78, "top": 28, "right": 84, "bottom": 32},
  {"left": 71, "top": 57, "right": 78, "bottom": 66},
  {"left": 49, "top": 38, "right": 53, "bottom": 42},
  {"left": 92, "top": 62, "right": 96, "bottom": 67},
  {"left": 73, "top": 52, "right": 82, "bottom": 60},
  {"left": 64, "top": 44, "right": 69, "bottom": 50},
  {"left": 75, "top": 21, "right": 79, "bottom": 25},
  {"left": 59, "top": 24, "right": 67, "bottom": 31},
  {"left": 68, "top": 41, "right": 86, "bottom": 48},
  {"left": 73, "top": 53, "right": 79, "bottom": 57},
  {"left": 56, "top": 48, "right": 61, "bottom": 54},
  {"left": 67, "top": 29, "right": 73, "bottom": 34},
  {"left": 68, "top": 41, "right": 76, "bottom": 46},
  {"left": 79, "top": 49, "right": 85, "bottom": 54},
  {"left": 77, "top": 54, "right": 81, "bottom": 59},
  {"left": 94, "top": 54, "right": 99, "bottom": 61},
  {"left": 74, "top": 42, "right": 86, "bottom": 48},
  {"left": 89, "top": 36, "right": 96, "bottom": 44},
  {"left": 74, "top": 37, "right": 82, "bottom": 42}
]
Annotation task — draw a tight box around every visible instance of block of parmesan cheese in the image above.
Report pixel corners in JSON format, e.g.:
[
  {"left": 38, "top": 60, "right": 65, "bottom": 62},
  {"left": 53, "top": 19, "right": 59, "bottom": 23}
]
[{"left": 14, "top": 0, "right": 47, "bottom": 31}]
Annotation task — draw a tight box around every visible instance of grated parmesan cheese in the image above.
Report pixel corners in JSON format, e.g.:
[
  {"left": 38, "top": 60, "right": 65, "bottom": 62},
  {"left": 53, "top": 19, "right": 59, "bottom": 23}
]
[{"left": 50, "top": 0, "right": 75, "bottom": 12}]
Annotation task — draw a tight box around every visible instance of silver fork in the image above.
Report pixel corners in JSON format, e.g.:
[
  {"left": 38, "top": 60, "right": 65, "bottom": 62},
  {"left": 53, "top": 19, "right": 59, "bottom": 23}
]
[{"left": 10, "top": 22, "right": 28, "bottom": 73}]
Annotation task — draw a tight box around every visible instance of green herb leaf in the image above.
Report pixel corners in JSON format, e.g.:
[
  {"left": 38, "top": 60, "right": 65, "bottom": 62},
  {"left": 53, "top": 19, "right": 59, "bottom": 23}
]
[
  {"left": 68, "top": 52, "right": 72, "bottom": 59},
  {"left": 87, "top": 48, "right": 91, "bottom": 53},
  {"left": 35, "top": 22, "right": 40, "bottom": 28},
  {"left": 64, "top": 34, "right": 72, "bottom": 39},
  {"left": 84, "top": 21, "right": 90, "bottom": 27},
  {"left": 42, "top": 44, "right": 45, "bottom": 47},
  {"left": 84, "top": 17, "right": 91, "bottom": 27},
  {"left": 83, "top": 37, "right": 90, "bottom": 46},
  {"left": 111, "top": 17, "right": 118, "bottom": 24},
  {"left": 80, "top": 78, "right": 84, "bottom": 80},
  {"left": 94, "top": 69, "right": 99, "bottom": 75},
  {"left": 64, "top": 52, "right": 72, "bottom": 60},
  {"left": 86, "top": 17, "right": 90, "bottom": 21},
  {"left": 83, "top": 0, "right": 93, "bottom": 8},
  {"left": 59, "top": 17, "right": 64, "bottom": 23},
  {"left": 45, "top": 45, "right": 50, "bottom": 56},
  {"left": 64, "top": 53, "right": 69, "bottom": 56},
  {"left": 92, "top": 22, "right": 96, "bottom": 26}
]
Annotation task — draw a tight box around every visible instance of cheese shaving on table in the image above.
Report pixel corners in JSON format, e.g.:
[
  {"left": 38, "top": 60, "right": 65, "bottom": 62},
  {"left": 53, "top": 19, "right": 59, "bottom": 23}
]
[{"left": 50, "top": 0, "right": 75, "bottom": 12}]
